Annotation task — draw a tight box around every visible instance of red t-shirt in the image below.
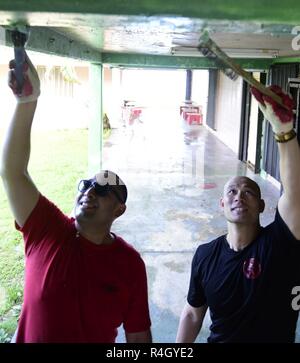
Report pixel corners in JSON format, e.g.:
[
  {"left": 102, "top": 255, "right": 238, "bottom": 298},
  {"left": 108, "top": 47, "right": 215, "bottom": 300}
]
[{"left": 15, "top": 195, "right": 151, "bottom": 342}]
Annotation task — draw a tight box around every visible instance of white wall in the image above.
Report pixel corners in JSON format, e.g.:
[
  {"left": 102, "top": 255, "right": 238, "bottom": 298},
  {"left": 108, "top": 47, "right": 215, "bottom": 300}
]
[
  {"left": 213, "top": 72, "right": 243, "bottom": 154},
  {"left": 248, "top": 95, "right": 259, "bottom": 166},
  {"left": 102, "top": 68, "right": 187, "bottom": 128},
  {"left": 121, "top": 68, "right": 186, "bottom": 108},
  {"left": 191, "top": 70, "right": 209, "bottom": 124},
  {"left": 0, "top": 45, "right": 90, "bottom": 130},
  {"left": 247, "top": 72, "right": 261, "bottom": 166}
]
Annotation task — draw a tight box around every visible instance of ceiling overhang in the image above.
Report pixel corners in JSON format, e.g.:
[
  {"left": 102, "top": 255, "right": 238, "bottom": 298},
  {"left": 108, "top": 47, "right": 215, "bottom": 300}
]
[{"left": 0, "top": 1, "right": 300, "bottom": 69}]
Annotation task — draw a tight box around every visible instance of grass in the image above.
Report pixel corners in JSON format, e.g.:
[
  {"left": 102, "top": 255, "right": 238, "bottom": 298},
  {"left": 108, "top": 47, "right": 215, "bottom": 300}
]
[{"left": 0, "top": 128, "right": 88, "bottom": 341}]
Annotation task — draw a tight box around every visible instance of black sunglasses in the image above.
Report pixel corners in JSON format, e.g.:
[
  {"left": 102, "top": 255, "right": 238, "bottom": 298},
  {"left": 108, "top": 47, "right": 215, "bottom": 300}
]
[{"left": 78, "top": 179, "right": 125, "bottom": 204}]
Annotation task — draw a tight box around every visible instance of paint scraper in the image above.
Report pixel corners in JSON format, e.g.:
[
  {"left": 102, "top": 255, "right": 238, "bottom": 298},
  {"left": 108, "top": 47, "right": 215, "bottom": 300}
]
[
  {"left": 11, "top": 26, "right": 30, "bottom": 95},
  {"left": 198, "top": 31, "right": 290, "bottom": 110}
]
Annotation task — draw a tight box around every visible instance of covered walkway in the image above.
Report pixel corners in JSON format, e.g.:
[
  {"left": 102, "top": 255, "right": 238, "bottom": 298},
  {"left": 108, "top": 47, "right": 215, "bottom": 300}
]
[{"left": 102, "top": 109, "right": 300, "bottom": 343}]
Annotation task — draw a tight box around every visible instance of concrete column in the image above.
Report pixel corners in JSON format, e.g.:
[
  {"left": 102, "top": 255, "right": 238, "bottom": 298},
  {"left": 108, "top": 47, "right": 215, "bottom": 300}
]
[
  {"left": 88, "top": 63, "right": 103, "bottom": 175},
  {"left": 185, "top": 69, "right": 193, "bottom": 100}
]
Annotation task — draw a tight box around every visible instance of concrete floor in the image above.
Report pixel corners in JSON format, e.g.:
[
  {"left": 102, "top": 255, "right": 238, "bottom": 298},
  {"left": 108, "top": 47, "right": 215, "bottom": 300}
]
[{"left": 102, "top": 108, "right": 300, "bottom": 343}]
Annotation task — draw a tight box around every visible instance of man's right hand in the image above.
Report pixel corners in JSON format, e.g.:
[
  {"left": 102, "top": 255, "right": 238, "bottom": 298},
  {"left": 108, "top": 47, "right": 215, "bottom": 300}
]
[
  {"left": 250, "top": 85, "right": 294, "bottom": 135},
  {"left": 1, "top": 51, "right": 40, "bottom": 227},
  {"left": 8, "top": 52, "right": 40, "bottom": 104}
]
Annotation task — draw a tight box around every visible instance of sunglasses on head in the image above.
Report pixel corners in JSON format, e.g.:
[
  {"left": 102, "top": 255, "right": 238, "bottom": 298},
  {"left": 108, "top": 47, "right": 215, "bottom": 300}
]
[{"left": 78, "top": 179, "right": 125, "bottom": 204}]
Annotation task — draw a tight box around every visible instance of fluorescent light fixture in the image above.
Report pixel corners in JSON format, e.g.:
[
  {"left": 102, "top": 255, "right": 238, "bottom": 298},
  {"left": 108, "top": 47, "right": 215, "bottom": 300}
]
[
  {"left": 223, "top": 48, "right": 279, "bottom": 58},
  {"left": 170, "top": 47, "right": 279, "bottom": 59}
]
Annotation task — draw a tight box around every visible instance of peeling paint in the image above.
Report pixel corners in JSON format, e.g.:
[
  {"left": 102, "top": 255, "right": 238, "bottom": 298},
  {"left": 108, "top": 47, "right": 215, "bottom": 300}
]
[
  {"left": 1, "top": 5, "right": 300, "bottom": 62},
  {"left": 0, "top": 1, "right": 300, "bottom": 23}
]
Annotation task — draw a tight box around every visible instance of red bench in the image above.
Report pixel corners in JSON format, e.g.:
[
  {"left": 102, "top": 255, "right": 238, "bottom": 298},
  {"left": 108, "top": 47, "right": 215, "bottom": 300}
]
[{"left": 185, "top": 112, "right": 203, "bottom": 125}]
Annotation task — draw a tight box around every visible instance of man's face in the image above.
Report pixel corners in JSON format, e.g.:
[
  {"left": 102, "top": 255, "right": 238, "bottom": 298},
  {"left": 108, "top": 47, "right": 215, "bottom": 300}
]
[
  {"left": 220, "top": 177, "right": 265, "bottom": 225},
  {"left": 74, "top": 172, "right": 126, "bottom": 226}
]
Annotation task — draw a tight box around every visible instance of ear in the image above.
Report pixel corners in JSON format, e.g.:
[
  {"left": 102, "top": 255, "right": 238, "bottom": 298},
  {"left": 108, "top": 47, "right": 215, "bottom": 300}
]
[
  {"left": 220, "top": 197, "right": 225, "bottom": 209},
  {"left": 259, "top": 199, "right": 265, "bottom": 213},
  {"left": 114, "top": 204, "right": 127, "bottom": 219}
]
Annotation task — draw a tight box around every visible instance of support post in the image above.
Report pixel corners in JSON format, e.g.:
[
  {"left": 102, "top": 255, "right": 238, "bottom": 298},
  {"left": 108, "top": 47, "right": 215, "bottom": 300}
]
[
  {"left": 88, "top": 63, "right": 103, "bottom": 175},
  {"left": 185, "top": 69, "right": 193, "bottom": 100}
]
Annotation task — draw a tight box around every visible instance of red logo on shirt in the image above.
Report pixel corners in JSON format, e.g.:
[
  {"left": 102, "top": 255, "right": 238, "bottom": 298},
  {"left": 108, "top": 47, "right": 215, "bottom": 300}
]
[{"left": 243, "top": 258, "right": 261, "bottom": 279}]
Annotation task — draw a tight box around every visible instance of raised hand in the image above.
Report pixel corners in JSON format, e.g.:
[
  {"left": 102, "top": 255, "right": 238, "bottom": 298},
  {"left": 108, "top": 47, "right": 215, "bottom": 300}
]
[
  {"left": 8, "top": 52, "right": 40, "bottom": 104},
  {"left": 250, "top": 85, "right": 294, "bottom": 135}
]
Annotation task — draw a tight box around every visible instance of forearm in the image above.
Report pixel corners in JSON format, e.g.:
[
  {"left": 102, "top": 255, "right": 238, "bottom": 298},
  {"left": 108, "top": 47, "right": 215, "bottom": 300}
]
[
  {"left": 176, "top": 313, "right": 202, "bottom": 343},
  {"left": 125, "top": 329, "right": 152, "bottom": 343},
  {"left": 278, "top": 137, "right": 300, "bottom": 199},
  {"left": 1, "top": 101, "right": 37, "bottom": 178}
]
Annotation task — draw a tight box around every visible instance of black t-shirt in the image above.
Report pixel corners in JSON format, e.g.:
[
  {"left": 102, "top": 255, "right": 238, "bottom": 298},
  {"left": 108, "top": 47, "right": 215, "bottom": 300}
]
[{"left": 188, "top": 209, "right": 300, "bottom": 342}]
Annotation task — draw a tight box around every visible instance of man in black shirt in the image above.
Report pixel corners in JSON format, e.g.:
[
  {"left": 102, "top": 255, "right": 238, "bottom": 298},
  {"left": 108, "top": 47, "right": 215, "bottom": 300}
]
[{"left": 176, "top": 86, "right": 300, "bottom": 343}]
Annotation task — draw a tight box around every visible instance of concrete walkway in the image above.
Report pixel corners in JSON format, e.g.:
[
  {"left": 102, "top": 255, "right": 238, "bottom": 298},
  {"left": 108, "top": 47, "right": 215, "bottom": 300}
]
[{"left": 102, "top": 108, "right": 299, "bottom": 343}]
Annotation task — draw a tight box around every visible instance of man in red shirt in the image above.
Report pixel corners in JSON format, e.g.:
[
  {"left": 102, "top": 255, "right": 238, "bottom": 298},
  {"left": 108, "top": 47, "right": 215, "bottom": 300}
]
[{"left": 1, "top": 53, "right": 152, "bottom": 343}]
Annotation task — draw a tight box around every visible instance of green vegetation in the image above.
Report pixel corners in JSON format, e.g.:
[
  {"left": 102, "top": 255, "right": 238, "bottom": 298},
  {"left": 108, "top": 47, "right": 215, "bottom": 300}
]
[
  {"left": 103, "top": 128, "right": 111, "bottom": 140},
  {"left": 0, "top": 128, "right": 88, "bottom": 342}
]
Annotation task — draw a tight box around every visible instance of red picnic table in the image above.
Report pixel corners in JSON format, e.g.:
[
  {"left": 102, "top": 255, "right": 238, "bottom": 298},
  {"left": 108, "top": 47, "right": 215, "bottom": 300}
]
[{"left": 122, "top": 101, "right": 144, "bottom": 126}]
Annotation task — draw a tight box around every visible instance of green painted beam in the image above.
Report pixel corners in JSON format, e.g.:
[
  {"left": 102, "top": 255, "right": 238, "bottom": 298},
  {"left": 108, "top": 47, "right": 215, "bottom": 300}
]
[
  {"left": 0, "top": 0, "right": 299, "bottom": 23},
  {"left": 88, "top": 64, "right": 103, "bottom": 175},
  {"left": 271, "top": 57, "right": 300, "bottom": 64},
  {"left": 101, "top": 53, "right": 272, "bottom": 70},
  {"left": 3, "top": 27, "right": 102, "bottom": 62}
]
